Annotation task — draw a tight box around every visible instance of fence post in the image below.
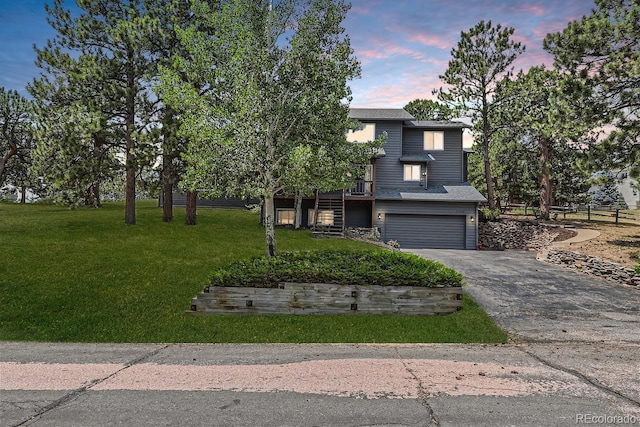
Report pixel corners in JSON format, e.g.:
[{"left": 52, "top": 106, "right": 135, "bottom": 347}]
[
  {"left": 588, "top": 205, "right": 591, "bottom": 221},
  {"left": 616, "top": 209, "right": 619, "bottom": 224}
]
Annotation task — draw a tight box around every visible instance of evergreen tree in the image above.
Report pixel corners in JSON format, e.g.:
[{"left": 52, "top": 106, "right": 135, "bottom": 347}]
[
  {"left": 588, "top": 171, "right": 628, "bottom": 208},
  {"left": 31, "top": 0, "right": 158, "bottom": 222},
  {"left": 489, "top": 67, "right": 594, "bottom": 219},
  {"left": 403, "top": 99, "right": 454, "bottom": 121},
  {"left": 545, "top": 0, "right": 640, "bottom": 179},
  {"left": 0, "top": 88, "right": 33, "bottom": 189},
  {"left": 435, "top": 20, "right": 525, "bottom": 209}
]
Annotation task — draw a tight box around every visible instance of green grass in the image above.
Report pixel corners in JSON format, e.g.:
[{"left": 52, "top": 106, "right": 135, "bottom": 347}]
[{"left": 0, "top": 200, "right": 507, "bottom": 343}]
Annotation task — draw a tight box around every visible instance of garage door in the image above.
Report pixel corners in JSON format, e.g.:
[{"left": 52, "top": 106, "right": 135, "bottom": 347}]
[{"left": 385, "top": 214, "right": 466, "bottom": 249}]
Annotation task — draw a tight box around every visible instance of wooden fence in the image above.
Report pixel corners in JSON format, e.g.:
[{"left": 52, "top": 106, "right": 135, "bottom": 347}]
[
  {"left": 189, "top": 282, "right": 463, "bottom": 315},
  {"left": 503, "top": 203, "right": 640, "bottom": 224}
]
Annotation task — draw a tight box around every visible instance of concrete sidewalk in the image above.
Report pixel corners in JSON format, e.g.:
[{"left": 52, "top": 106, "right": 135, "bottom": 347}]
[
  {"left": 552, "top": 227, "right": 601, "bottom": 246},
  {"left": 2, "top": 342, "right": 639, "bottom": 426}
]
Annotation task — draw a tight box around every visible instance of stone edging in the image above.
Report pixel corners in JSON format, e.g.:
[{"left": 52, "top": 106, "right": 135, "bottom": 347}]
[{"left": 538, "top": 248, "right": 640, "bottom": 288}]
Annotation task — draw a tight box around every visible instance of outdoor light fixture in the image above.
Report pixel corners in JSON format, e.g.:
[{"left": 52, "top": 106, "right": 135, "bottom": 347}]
[
  {"left": 469, "top": 215, "right": 475, "bottom": 222},
  {"left": 377, "top": 213, "right": 383, "bottom": 220}
]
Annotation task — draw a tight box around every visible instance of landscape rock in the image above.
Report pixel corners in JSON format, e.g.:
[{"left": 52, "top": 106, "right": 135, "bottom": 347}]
[
  {"left": 480, "top": 218, "right": 639, "bottom": 288},
  {"left": 479, "top": 219, "right": 559, "bottom": 251},
  {"left": 538, "top": 248, "right": 639, "bottom": 288}
]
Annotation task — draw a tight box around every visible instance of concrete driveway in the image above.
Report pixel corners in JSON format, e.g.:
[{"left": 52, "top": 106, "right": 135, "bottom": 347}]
[{"left": 406, "top": 249, "right": 640, "bottom": 344}]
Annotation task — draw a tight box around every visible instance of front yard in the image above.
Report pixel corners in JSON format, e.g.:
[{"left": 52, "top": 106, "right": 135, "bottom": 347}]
[{"left": 0, "top": 200, "right": 507, "bottom": 343}]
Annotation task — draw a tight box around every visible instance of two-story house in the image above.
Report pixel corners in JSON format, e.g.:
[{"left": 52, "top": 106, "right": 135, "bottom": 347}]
[{"left": 273, "top": 108, "right": 486, "bottom": 249}]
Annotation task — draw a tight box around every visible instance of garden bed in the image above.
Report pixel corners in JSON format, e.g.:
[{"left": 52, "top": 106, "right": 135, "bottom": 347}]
[{"left": 189, "top": 250, "right": 464, "bottom": 315}]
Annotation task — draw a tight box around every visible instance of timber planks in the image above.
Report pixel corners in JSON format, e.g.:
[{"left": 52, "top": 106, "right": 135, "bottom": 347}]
[{"left": 190, "top": 282, "right": 462, "bottom": 315}]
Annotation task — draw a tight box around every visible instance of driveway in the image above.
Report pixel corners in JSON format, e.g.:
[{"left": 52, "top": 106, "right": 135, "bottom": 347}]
[{"left": 407, "top": 249, "right": 640, "bottom": 343}]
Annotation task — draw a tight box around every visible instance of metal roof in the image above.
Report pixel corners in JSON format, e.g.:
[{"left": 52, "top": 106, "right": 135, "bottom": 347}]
[{"left": 349, "top": 108, "right": 415, "bottom": 121}]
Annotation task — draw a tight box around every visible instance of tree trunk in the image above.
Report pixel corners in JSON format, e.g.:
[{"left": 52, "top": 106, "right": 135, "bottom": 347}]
[
  {"left": 124, "top": 47, "right": 136, "bottom": 225},
  {"left": 124, "top": 147, "right": 136, "bottom": 224},
  {"left": 0, "top": 139, "right": 18, "bottom": 184},
  {"left": 20, "top": 186, "right": 26, "bottom": 204},
  {"left": 88, "top": 132, "right": 103, "bottom": 208},
  {"left": 185, "top": 190, "right": 197, "bottom": 225},
  {"left": 539, "top": 137, "right": 552, "bottom": 221},
  {"left": 84, "top": 183, "right": 101, "bottom": 208},
  {"left": 94, "top": 182, "right": 101, "bottom": 208},
  {"left": 481, "top": 109, "right": 496, "bottom": 209},
  {"left": 264, "top": 192, "right": 276, "bottom": 258},
  {"left": 294, "top": 191, "right": 302, "bottom": 229},
  {"left": 162, "top": 155, "right": 174, "bottom": 222}
]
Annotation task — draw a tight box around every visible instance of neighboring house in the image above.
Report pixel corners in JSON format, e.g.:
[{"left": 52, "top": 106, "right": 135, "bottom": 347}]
[{"left": 274, "top": 108, "right": 486, "bottom": 249}]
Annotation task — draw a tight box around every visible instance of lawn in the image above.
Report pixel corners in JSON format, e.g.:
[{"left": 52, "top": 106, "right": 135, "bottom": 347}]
[{"left": 0, "top": 200, "right": 507, "bottom": 343}]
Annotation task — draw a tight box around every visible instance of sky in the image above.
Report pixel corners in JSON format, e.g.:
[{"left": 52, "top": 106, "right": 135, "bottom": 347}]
[{"left": 0, "top": 0, "right": 596, "bottom": 108}]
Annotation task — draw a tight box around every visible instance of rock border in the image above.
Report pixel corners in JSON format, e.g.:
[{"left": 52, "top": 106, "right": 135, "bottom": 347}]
[
  {"left": 538, "top": 248, "right": 640, "bottom": 288},
  {"left": 480, "top": 218, "right": 639, "bottom": 288}
]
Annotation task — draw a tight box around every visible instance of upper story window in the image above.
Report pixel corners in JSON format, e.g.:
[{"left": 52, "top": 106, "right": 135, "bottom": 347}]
[
  {"left": 403, "top": 164, "right": 421, "bottom": 181},
  {"left": 346, "top": 123, "right": 376, "bottom": 143},
  {"left": 424, "top": 131, "right": 444, "bottom": 150}
]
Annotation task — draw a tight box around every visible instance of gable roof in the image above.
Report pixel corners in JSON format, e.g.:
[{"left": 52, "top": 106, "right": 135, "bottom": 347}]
[{"left": 349, "top": 108, "right": 415, "bottom": 121}]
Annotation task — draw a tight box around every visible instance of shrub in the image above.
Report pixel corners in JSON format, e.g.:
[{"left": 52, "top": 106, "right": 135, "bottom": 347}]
[
  {"left": 209, "top": 250, "right": 464, "bottom": 288},
  {"left": 479, "top": 207, "right": 501, "bottom": 222}
]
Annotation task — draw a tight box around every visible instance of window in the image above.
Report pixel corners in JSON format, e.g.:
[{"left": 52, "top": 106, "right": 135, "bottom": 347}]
[
  {"left": 404, "top": 164, "right": 421, "bottom": 181},
  {"left": 276, "top": 209, "right": 295, "bottom": 225},
  {"left": 424, "top": 131, "right": 444, "bottom": 150},
  {"left": 346, "top": 123, "right": 375, "bottom": 143},
  {"left": 308, "top": 209, "right": 334, "bottom": 226}
]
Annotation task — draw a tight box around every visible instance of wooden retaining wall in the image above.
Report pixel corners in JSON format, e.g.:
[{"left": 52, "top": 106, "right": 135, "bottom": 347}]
[{"left": 189, "top": 283, "right": 462, "bottom": 315}]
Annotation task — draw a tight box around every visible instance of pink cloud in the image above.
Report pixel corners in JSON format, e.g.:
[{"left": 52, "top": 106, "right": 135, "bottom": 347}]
[
  {"left": 349, "top": 5, "right": 371, "bottom": 15},
  {"left": 351, "top": 73, "right": 449, "bottom": 108},
  {"left": 354, "top": 40, "right": 427, "bottom": 63},
  {"left": 512, "top": 51, "right": 555, "bottom": 71},
  {"left": 519, "top": 4, "right": 547, "bottom": 16},
  {"left": 406, "top": 33, "right": 453, "bottom": 50},
  {"left": 532, "top": 19, "right": 574, "bottom": 39},
  {"left": 357, "top": 49, "right": 388, "bottom": 60}
]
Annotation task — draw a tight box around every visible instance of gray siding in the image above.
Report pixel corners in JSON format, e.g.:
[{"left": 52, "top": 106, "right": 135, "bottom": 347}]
[
  {"left": 402, "top": 128, "right": 463, "bottom": 184},
  {"left": 374, "top": 201, "right": 478, "bottom": 249},
  {"left": 373, "top": 121, "right": 408, "bottom": 189}
]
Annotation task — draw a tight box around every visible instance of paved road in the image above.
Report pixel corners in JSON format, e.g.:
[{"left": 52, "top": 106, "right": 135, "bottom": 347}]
[
  {"left": 2, "top": 250, "right": 640, "bottom": 426},
  {"left": 2, "top": 342, "right": 639, "bottom": 426}
]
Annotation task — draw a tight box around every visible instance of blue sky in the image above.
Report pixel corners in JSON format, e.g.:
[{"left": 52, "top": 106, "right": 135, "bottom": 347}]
[{"left": 0, "top": 0, "right": 595, "bottom": 107}]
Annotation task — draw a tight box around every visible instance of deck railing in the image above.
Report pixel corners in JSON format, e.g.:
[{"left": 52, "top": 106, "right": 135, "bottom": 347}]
[{"left": 347, "top": 179, "right": 373, "bottom": 196}]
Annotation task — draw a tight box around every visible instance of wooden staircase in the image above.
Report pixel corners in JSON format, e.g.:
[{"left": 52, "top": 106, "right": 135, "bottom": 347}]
[{"left": 312, "top": 192, "right": 345, "bottom": 235}]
